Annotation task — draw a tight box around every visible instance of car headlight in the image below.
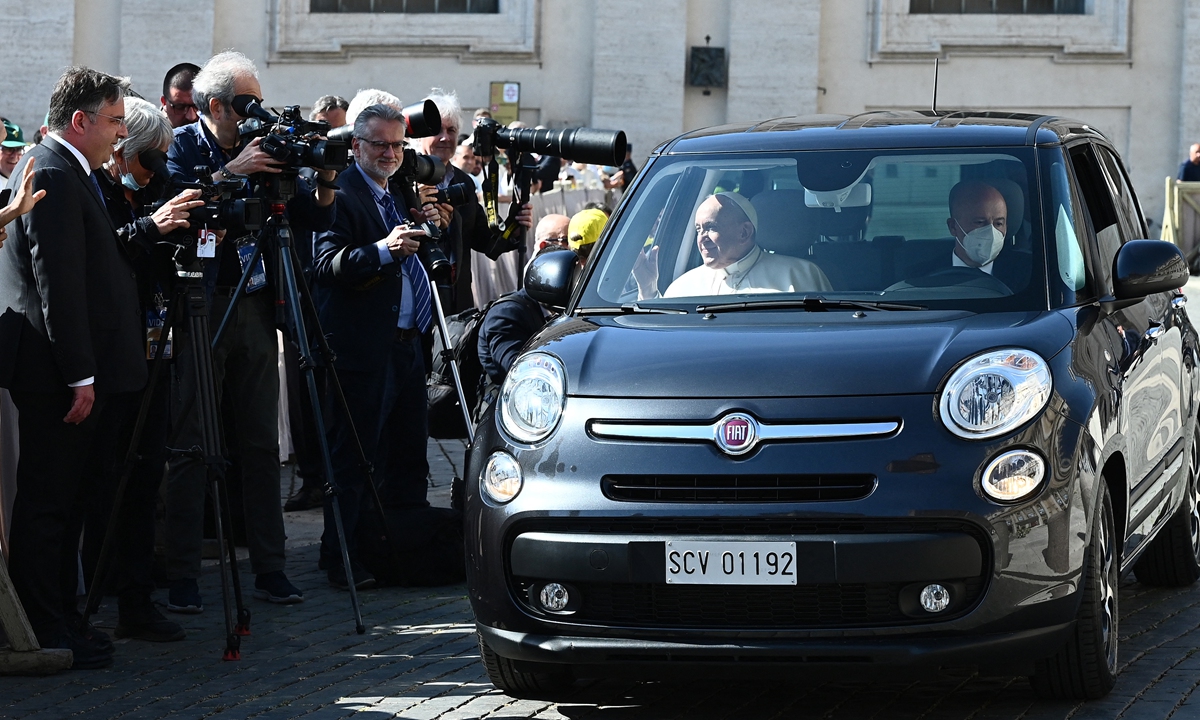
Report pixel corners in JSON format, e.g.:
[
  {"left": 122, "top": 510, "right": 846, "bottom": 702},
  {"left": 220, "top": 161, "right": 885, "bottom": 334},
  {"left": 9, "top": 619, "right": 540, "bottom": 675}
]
[
  {"left": 482, "top": 450, "right": 523, "bottom": 503},
  {"left": 499, "top": 353, "right": 566, "bottom": 444},
  {"left": 938, "top": 349, "right": 1051, "bottom": 440},
  {"left": 981, "top": 449, "right": 1046, "bottom": 502}
]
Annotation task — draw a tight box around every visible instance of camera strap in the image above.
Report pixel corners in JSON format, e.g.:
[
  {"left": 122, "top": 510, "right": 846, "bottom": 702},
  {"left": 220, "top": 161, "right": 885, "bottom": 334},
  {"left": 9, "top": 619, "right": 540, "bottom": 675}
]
[{"left": 482, "top": 155, "right": 522, "bottom": 249}]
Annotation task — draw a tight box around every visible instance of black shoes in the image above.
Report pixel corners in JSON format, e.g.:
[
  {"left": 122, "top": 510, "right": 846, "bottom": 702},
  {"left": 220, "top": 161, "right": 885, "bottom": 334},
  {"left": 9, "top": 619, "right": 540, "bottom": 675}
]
[
  {"left": 252, "top": 571, "right": 304, "bottom": 604},
  {"left": 328, "top": 562, "right": 376, "bottom": 591},
  {"left": 284, "top": 485, "right": 325, "bottom": 512},
  {"left": 47, "top": 626, "right": 114, "bottom": 670},
  {"left": 115, "top": 601, "right": 186, "bottom": 642}
]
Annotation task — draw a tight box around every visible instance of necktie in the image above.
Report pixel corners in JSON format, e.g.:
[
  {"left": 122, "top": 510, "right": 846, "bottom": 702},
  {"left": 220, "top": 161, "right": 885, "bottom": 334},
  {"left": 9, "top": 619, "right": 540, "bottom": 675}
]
[
  {"left": 89, "top": 172, "right": 104, "bottom": 202},
  {"left": 378, "top": 192, "right": 433, "bottom": 333}
]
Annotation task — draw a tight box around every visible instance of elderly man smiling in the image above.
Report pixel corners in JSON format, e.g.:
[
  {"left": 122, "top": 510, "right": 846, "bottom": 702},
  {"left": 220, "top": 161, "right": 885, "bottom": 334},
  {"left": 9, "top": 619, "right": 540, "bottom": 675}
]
[{"left": 633, "top": 191, "right": 831, "bottom": 299}]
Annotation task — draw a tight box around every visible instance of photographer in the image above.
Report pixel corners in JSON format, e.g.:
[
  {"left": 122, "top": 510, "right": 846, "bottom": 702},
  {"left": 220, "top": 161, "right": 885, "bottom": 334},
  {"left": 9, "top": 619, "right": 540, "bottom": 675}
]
[
  {"left": 163, "top": 51, "right": 335, "bottom": 613},
  {"left": 312, "top": 103, "right": 436, "bottom": 590},
  {"left": 419, "top": 89, "right": 530, "bottom": 314},
  {"left": 86, "top": 97, "right": 203, "bottom": 643}
]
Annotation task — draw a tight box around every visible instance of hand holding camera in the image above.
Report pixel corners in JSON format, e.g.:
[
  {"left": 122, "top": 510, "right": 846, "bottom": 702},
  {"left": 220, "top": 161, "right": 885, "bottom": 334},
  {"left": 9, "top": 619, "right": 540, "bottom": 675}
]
[
  {"left": 224, "top": 137, "right": 285, "bottom": 176},
  {"left": 416, "top": 185, "right": 451, "bottom": 230},
  {"left": 150, "top": 188, "right": 206, "bottom": 235},
  {"left": 385, "top": 222, "right": 428, "bottom": 260}
]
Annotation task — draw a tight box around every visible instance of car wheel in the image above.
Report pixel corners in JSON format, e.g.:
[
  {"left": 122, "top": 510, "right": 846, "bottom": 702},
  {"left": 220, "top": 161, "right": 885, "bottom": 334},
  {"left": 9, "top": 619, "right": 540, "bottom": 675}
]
[
  {"left": 1030, "top": 481, "right": 1118, "bottom": 700},
  {"left": 477, "top": 631, "right": 574, "bottom": 699},
  {"left": 1132, "top": 427, "right": 1200, "bottom": 587}
]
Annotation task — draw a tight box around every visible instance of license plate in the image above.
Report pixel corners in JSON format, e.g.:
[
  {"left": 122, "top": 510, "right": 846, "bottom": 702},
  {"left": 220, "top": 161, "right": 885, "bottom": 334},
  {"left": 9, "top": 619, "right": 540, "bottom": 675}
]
[{"left": 664, "top": 540, "right": 797, "bottom": 585}]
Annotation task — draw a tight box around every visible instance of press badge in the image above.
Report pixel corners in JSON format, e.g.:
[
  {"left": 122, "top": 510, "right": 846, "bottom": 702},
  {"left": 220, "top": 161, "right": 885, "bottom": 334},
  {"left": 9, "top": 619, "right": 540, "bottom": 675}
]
[
  {"left": 145, "top": 287, "right": 173, "bottom": 360},
  {"left": 196, "top": 226, "right": 217, "bottom": 259},
  {"left": 236, "top": 236, "right": 267, "bottom": 293}
]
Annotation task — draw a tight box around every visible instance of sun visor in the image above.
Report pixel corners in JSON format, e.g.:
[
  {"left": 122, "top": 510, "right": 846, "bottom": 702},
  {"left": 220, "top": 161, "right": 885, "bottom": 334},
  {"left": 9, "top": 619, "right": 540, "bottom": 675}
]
[{"left": 805, "top": 183, "right": 872, "bottom": 212}]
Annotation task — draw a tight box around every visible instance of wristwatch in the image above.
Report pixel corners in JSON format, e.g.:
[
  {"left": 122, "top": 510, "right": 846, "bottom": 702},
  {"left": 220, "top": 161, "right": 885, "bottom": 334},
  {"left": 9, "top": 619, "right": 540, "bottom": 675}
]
[{"left": 218, "top": 166, "right": 236, "bottom": 180}]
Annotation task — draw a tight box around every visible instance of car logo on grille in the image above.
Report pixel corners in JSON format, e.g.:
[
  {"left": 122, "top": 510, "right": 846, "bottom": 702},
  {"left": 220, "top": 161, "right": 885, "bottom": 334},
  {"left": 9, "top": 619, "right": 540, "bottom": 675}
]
[{"left": 714, "top": 413, "right": 758, "bottom": 456}]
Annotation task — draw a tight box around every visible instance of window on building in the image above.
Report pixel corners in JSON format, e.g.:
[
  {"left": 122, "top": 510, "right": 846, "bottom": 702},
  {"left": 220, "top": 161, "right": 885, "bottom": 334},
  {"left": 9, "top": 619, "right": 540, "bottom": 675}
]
[
  {"left": 310, "top": 0, "right": 499, "bottom": 12},
  {"left": 909, "top": 0, "right": 1086, "bottom": 12}
]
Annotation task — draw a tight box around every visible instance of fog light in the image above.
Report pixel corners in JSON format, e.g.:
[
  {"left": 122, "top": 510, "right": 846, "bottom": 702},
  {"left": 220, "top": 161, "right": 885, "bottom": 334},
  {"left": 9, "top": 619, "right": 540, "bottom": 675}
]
[
  {"left": 981, "top": 449, "right": 1046, "bottom": 502},
  {"left": 481, "top": 451, "right": 522, "bottom": 503},
  {"left": 539, "top": 583, "right": 569, "bottom": 612},
  {"left": 920, "top": 584, "right": 951, "bottom": 613}
]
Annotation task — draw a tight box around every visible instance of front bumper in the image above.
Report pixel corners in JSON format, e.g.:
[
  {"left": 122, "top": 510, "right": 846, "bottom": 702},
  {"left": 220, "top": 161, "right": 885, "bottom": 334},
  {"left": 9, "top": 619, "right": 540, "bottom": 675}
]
[
  {"left": 479, "top": 618, "right": 1074, "bottom": 676},
  {"left": 465, "top": 392, "right": 1092, "bottom": 672}
]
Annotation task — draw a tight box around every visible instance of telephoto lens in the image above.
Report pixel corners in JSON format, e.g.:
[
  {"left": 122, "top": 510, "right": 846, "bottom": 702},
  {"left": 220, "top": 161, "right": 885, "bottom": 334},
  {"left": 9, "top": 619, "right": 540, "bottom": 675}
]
[
  {"left": 435, "top": 183, "right": 476, "bottom": 207},
  {"left": 481, "top": 119, "right": 627, "bottom": 167}
]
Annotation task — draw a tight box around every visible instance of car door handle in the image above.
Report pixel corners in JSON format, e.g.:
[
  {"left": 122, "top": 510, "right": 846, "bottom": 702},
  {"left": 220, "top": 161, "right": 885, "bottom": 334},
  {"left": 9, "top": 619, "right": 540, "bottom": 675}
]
[
  {"left": 1145, "top": 324, "right": 1165, "bottom": 344},
  {"left": 1172, "top": 295, "right": 1188, "bottom": 310}
]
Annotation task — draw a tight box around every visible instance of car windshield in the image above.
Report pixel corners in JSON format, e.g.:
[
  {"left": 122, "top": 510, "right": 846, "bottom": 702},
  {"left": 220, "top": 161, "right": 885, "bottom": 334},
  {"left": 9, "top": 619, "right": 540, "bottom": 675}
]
[{"left": 579, "top": 148, "right": 1050, "bottom": 313}]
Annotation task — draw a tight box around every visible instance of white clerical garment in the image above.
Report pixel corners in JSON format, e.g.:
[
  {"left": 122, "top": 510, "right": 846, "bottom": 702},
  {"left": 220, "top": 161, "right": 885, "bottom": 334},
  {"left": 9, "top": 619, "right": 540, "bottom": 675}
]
[{"left": 662, "top": 244, "right": 832, "bottom": 298}]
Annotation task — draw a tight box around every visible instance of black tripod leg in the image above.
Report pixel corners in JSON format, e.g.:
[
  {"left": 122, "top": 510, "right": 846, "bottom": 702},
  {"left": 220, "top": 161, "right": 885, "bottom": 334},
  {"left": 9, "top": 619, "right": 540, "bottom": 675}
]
[
  {"left": 277, "top": 226, "right": 365, "bottom": 633},
  {"left": 211, "top": 239, "right": 262, "bottom": 351},
  {"left": 188, "top": 306, "right": 242, "bottom": 660},
  {"left": 79, "top": 293, "right": 180, "bottom": 631},
  {"left": 289, "top": 244, "right": 409, "bottom": 587},
  {"left": 217, "top": 466, "right": 251, "bottom": 636}
]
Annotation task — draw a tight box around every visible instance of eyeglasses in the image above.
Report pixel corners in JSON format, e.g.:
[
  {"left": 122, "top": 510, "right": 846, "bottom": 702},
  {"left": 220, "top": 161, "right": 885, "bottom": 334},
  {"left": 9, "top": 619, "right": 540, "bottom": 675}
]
[
  {"left": 356, "top": 137, "right": 406, "bottom": 152},
  {"left": 88, "top": 111, "right": 126, "bottom": 128},
  {"left": 165, "top": 99, "right": 198, "bottom": 113}
]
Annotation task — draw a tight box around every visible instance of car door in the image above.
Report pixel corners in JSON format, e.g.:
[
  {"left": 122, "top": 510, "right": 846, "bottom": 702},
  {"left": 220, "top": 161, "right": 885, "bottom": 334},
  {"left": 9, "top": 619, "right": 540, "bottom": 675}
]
[
  {"left": 1094, "top": 143, "right": 1186, "bottom": 464},
  {"left": 1068, "top": 141, "right": 1172, "bottom": 554}
]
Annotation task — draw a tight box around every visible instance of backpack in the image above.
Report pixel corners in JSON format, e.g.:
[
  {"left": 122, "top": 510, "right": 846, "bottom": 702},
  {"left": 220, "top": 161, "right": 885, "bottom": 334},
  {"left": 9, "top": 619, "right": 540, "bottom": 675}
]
[{"left": 426, "top": 298, "right": 497, "bottom": 440}]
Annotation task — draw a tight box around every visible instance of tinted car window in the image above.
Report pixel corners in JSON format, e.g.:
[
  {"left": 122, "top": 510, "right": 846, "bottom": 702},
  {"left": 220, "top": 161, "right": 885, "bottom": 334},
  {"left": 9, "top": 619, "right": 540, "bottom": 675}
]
[
  {"left": 582, "top": 148, "right": 1046, "bottom": 312},
  {"left": 1043, "top": 149, "right": 1093, "bottom": 305},
  {"left": 1094, "top": 144, "right": 1148, "bottom": 240},
  {"left": 1069, "top": 143, "right": 1123, "bottom": 293}
]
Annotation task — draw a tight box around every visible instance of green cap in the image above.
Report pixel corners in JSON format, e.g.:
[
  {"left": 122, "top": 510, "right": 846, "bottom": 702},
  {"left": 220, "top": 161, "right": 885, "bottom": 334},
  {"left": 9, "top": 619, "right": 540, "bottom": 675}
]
[{"left": 1, "top": 119, "right": 26, "bottom": 148}]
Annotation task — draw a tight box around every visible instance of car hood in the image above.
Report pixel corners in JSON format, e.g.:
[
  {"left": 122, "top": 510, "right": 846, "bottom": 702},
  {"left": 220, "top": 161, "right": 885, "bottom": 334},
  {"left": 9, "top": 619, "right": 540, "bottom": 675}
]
[{"left": 526, "top": 309, "right": 1075, "bottom": 398}]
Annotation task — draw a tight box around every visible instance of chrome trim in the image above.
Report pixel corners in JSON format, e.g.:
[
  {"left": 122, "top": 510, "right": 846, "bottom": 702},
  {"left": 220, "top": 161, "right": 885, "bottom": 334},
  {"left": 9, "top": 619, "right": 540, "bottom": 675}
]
[{"left": 590, "top": 419, "right": 900, "bottom": 444}]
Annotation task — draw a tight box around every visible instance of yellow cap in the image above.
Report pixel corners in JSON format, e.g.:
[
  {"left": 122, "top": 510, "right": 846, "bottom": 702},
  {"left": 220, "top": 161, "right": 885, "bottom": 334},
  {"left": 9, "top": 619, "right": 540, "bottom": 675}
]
[{"left": 568, "top": 208, "right": 608, "bottom": 251}]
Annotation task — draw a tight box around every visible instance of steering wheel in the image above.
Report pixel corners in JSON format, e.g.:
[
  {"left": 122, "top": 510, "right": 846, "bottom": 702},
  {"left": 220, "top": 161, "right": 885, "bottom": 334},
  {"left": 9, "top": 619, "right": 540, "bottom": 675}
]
[{"left": 920, "top": 266, "right": 1012, "bottom": 296}]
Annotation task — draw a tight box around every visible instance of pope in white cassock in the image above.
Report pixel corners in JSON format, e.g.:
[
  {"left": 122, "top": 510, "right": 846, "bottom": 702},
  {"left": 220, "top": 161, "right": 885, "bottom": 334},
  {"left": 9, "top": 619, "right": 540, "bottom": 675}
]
[{"left": 633, "top": 191, "right": 831, "bottom": 300}]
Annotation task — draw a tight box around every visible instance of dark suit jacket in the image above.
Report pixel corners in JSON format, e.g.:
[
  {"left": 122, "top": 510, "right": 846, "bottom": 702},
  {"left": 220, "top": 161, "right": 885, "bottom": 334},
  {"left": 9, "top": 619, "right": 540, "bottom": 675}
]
[
  {"left": 477, "top": 289, "right": 546, "bottom": 386},
  {"left": 313, "top": 167, "right": 407, "bottom": 375},
  {"left": 0, "top": 137, "right": 146, "bottom": 394}
]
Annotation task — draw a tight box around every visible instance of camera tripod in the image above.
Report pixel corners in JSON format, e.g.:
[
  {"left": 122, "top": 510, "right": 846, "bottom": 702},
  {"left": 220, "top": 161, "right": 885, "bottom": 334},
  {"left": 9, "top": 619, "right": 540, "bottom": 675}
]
[{"left": 80, "top": 259, "right": 253, "bottom": 661}]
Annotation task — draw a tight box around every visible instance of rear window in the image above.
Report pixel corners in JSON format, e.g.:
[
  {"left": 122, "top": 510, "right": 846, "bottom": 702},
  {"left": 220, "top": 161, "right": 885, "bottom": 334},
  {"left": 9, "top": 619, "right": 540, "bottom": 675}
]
[{"left": 580, "top": 148, "right": 1048, "bottom": 313}]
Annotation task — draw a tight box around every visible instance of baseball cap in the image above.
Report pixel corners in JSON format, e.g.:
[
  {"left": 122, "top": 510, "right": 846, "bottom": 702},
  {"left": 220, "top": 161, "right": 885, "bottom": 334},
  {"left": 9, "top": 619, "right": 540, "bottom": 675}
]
[
  {"left": 1, "top": 120, "right": 25, "bottom": 148},
  {"left": 568, "top": 208, "right": 608, "bottom": 251}
]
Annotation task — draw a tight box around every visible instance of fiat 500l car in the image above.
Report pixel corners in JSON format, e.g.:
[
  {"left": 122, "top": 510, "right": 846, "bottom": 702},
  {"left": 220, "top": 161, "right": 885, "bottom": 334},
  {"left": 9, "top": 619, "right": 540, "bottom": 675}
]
[{"left": 464, "top": 112, "right": 1200, "bottom": 700}]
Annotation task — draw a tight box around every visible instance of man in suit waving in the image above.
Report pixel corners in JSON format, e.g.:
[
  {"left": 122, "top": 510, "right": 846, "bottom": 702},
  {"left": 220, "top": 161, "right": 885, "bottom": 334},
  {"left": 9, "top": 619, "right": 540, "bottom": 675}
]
[
  {"left": 313, "top": 103, "right": 435, "bottom": 590},
  {"left": 0, "top": 67, "right": 146, "bottom": 668}
]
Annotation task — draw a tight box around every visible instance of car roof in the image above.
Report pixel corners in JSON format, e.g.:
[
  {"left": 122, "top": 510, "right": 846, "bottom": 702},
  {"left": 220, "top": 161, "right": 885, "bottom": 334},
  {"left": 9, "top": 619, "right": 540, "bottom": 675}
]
[{"left": 658, "top": 111, "right": 1109, "bottom": 155}]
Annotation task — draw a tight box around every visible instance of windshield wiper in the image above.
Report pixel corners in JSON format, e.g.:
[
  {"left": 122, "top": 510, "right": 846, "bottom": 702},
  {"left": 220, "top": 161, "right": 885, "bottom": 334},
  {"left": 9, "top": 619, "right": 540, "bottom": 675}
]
[
  {"left": 576, "top": 302, "right": 689, "bottom": 316},
  {"left": 695, "top": 296, "right": 925, "bottom": 313}
]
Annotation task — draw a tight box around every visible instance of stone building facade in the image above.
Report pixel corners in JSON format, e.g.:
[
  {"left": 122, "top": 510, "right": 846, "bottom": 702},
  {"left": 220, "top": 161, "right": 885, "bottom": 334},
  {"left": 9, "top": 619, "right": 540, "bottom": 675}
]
[{"left": 0, "top": 0, "right": 1194, "bottom": 224}]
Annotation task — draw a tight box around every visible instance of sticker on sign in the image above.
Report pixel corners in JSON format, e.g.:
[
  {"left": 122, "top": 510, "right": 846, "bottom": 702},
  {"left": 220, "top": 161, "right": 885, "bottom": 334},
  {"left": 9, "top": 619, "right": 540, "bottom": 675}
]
[{"left": 665, "top": 540, "right": 797, "bottom": 585}]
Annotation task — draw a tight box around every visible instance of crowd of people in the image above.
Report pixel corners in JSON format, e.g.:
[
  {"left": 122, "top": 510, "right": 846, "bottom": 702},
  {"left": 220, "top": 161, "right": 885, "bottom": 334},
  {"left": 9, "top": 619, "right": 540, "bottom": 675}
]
[{"left": 0, "top": 53, "right": 625, "bottom": 670}]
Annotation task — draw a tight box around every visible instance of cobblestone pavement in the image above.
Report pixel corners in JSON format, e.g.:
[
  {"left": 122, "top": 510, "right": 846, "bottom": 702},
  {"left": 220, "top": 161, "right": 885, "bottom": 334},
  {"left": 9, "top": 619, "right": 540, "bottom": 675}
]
[{"left": 7, "top": 280, "right": 1200, "bottom": 718}]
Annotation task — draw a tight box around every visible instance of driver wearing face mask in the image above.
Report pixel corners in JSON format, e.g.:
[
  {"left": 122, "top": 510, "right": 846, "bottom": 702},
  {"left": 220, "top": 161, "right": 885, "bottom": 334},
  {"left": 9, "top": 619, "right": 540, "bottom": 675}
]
[{"left": 947, "top": 180, "right": 1007, "bottom": 273}]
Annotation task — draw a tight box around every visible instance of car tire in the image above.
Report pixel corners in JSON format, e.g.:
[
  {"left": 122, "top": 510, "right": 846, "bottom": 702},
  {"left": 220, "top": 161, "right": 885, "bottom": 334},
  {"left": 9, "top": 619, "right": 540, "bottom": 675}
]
[
  {"left": 1030, "top": 481, "right": 1118, "bottom": 700},
  {"left": 1132, "top": 427, "right": 1200, "bottom": 587},
  {"left": 477, "top": 632, "right": 574, "bottom": 699}
]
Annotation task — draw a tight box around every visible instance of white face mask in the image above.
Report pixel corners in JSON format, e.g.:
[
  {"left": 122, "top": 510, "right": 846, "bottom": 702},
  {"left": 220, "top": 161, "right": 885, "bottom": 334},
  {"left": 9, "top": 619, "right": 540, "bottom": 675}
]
[{"left": 954, "top": 219, "right": 1005, "bottom": 267}]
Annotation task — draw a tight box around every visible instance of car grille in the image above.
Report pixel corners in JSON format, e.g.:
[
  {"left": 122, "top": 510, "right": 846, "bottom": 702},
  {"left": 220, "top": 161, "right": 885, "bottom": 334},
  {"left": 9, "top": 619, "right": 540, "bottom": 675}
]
[
  {"left": 602, "top": 473, "right": 876, "bottom": 503},
  {"left": 507, "top": 518, "right": 990, "bottom": 630}
]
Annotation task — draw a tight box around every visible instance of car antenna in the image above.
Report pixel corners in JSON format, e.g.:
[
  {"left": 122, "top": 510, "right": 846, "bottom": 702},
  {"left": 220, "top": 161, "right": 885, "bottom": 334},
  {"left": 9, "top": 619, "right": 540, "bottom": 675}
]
[{"left": 932, "top": 57, "right": 939, "bottom": 113}]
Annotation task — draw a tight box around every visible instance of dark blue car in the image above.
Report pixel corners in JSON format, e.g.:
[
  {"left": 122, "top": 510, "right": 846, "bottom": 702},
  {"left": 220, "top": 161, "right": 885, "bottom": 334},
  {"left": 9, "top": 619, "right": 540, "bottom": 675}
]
[{"left": 464, "top": 112, "right": 1199, "bottom": 700}]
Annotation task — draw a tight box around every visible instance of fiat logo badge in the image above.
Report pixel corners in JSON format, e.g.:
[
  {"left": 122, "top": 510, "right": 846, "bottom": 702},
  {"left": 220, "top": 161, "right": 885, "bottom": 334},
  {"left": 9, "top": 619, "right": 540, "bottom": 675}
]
[{"left": 714, "top": 413, "right": 758, "bottom": 456}]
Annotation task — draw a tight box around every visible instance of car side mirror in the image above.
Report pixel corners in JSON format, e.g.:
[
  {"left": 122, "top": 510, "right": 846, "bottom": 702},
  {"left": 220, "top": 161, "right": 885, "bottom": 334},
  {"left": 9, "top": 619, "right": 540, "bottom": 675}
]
[
  {"left": 1113, "top": 240, "right": 1189, "bottom": 301},
  {"left": 524, "top": 249, "right": 578, "bottom": 309}
]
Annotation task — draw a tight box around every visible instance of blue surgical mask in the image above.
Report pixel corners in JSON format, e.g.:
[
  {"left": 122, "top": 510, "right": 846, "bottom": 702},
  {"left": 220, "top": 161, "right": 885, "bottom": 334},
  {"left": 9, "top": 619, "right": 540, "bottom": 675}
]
[{"left": 119, "top": 156, "right": 146, "bottom": 191}]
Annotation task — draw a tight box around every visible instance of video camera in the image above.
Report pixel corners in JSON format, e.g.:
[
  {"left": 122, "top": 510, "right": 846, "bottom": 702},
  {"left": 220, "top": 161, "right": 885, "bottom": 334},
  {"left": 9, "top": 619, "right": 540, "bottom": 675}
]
[
  {"left": 235, "top": 97, "right": 349, "bottom": 172},
  {"left": 138, "top": 150, "right": 264, "bottom": 266}
]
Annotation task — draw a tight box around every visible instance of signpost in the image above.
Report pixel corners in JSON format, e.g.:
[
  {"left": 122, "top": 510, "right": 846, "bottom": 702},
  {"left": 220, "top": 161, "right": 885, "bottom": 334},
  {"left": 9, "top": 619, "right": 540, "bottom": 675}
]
[{"left": 488, "top": 82, "right": 520, "bottom": 125}]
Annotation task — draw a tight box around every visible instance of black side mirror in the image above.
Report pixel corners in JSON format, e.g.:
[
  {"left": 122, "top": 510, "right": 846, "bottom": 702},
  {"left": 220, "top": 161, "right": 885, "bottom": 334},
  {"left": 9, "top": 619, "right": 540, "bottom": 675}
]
[
  {"left": 1113, "top": 240, "right": 1188, "bottom": 300},
  {"left": 524, "top": 249, "right": 578, "bottom": 309}
]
